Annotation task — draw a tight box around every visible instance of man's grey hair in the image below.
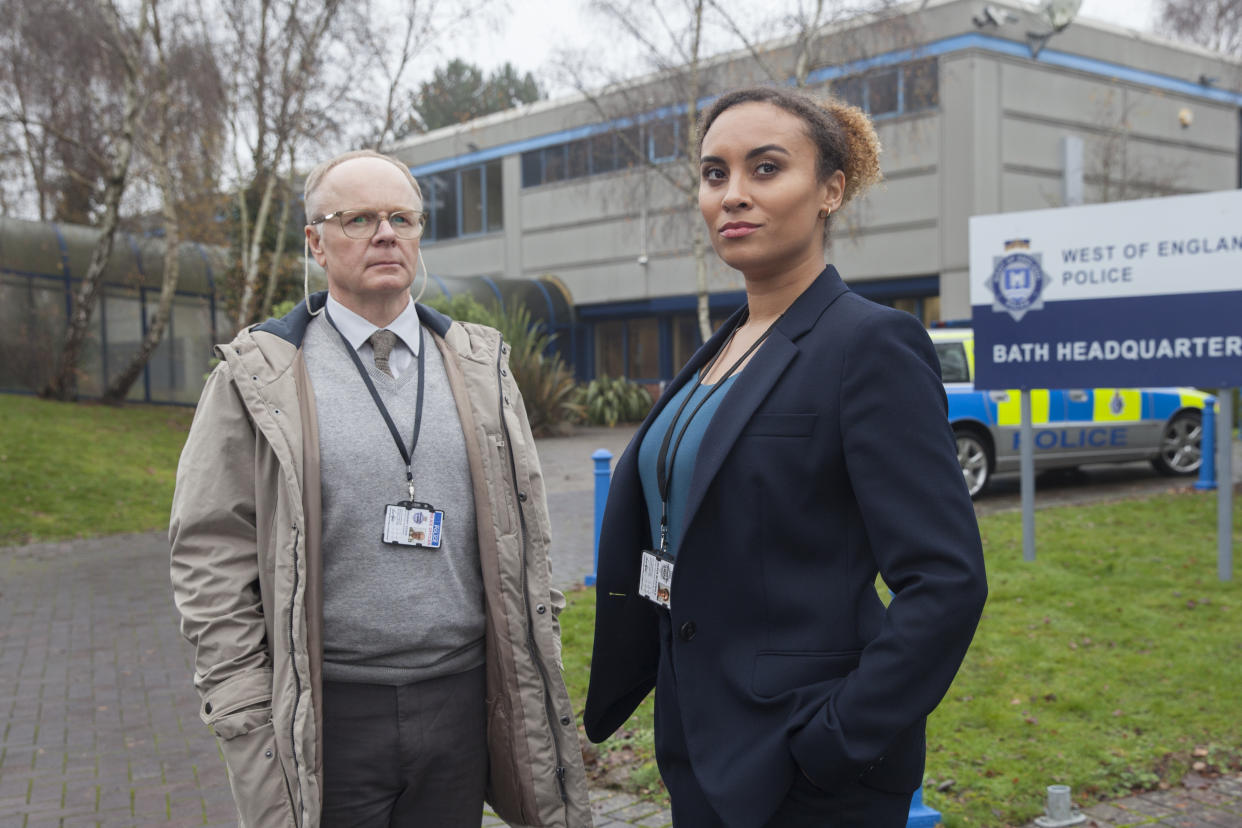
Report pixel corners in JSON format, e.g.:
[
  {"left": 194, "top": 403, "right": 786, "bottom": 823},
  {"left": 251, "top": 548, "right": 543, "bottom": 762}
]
[{"left": 303, "top": 149, "right": 424, "bottom": 223}]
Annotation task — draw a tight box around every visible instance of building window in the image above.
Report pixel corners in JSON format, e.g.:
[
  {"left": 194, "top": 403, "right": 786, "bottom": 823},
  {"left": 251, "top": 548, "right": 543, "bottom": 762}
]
[
  {"left": 544, "top": 145, "right": 566, "bottom": 183},
  {"left": 617, "top": 126, "right": 643, "bottom": 168},
  {"left": 868, "top": 69, "right": 899, "bottom": 116},
  {"left": 903, "top": 59, "right": 938, "bottom": 112},
  {"left": 627, "top": 317, "right": 661, "bottom": 380},
  {"left": 827, "top": 57, "right": 938, "bottom": 119},
  {"left": 649, "top": 117, "right": 679, "bottom": 162},
  {"left": 567, "top": 138, "right": 590, "bottom": 179},
  {"left": 595, "top": 320, "right": 625, "bottom": 377},
  {"left": 519, "top": 120, "right": 682, "bottom": 188},
  {"left": 424, "top": 161, "right": 504, "bottom": 242},
  {"left": 521, "top": 150, "right": 542, "bottom": 187},
  {"left": 673, "top": 315, "right": 700, "bottom": 371},
  {"left": 834, "top": 75, "right": 864, "bottom": 109},
  {"left": 590, "top": 132, "right": 617, "bottom": 174},
  {"left": 427, "top": 171, "right": 457, "bottom": 240},
  {"left": 885, "top": 295, "right": 940, "bottom": 327},
  {"left": 485, "top": 160, "right": 503, "bottom": 232},
  {"left": 460, "top": 166, "right": 484, "bottom": 235}
]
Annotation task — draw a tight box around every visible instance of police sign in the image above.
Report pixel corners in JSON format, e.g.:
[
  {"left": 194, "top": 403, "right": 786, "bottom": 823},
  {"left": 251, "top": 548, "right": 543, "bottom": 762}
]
[{"left": 969, "top": 189, "right": 1242, "bottom": 390}]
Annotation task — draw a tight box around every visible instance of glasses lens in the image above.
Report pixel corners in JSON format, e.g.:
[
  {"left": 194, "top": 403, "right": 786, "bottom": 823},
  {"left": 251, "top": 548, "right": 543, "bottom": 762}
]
[
  {"left": 389, "top": 211, "right": 425, "bottom": 239},
  {"left": 339, "top": 210, "right": 378, "bottom": 238}
]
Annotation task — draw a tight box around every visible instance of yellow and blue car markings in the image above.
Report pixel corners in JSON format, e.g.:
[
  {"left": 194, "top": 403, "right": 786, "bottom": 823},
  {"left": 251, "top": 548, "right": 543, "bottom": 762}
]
[{"left": 929, "top": 328, "right": 1209, "bottom": 494}]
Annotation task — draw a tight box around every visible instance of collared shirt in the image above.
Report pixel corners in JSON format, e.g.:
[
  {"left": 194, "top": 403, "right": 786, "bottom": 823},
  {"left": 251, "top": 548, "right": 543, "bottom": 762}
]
[{"left": 325, "top": 294, "right": 421, "bottom": 379}]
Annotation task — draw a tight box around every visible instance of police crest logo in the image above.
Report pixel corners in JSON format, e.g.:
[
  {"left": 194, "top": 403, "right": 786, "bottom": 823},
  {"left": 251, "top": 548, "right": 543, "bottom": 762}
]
[{"left": 988, "top": 238, "right": 1048, "bottom": 322}]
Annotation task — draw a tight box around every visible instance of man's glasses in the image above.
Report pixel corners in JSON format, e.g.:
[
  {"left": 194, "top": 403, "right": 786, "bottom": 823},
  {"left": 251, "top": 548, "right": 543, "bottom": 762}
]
[{"left": 311, "top": 209, "right": 426, "bottom": 239}]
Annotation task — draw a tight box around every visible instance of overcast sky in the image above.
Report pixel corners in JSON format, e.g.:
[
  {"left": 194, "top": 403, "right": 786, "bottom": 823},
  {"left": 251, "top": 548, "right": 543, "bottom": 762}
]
[{"left": 454, "top": 0, "right": 1159, "bottom": 96}]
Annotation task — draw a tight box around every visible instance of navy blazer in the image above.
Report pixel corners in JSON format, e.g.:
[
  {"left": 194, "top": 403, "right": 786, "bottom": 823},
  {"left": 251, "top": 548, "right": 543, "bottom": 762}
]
[{"left": 584, "top": 267, "right": 987, "bottom": 828}]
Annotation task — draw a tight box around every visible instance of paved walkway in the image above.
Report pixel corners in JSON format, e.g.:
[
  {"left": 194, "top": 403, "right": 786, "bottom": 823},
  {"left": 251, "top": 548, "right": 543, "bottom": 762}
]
[{"left": 1, "top": 426, "right": 1239, "bottom": 827}]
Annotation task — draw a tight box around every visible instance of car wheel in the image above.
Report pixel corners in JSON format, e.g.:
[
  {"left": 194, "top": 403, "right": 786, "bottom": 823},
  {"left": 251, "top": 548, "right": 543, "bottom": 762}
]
[
  {"left": 1152, "top": 409, "right": 1203, "bottom": 476},
  {"left": 955, "top": 427, "right": 992, "bottom": 498}
]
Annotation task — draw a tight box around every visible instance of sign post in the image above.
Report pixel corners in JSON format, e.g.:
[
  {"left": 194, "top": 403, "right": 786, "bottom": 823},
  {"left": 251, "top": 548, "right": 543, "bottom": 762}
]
[
  {"left": 1220, "top": 393, "right": 1234, "bottom": 582},
  {"left": 970, "top": 189, "right": 1242, "bottom": 579}
]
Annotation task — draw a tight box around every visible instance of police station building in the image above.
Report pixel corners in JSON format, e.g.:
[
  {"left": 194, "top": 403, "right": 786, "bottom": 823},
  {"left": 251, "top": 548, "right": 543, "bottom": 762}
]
[{"left": 391, "top": 0, "right": 1241, "bottom": 386}]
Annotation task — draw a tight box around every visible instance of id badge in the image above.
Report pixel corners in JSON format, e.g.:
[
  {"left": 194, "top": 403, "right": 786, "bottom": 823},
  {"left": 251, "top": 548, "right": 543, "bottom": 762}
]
[
  {"left": 638, "top": 549, "right": 674, "bottom": 609},
  {"left": 383, "top": 501, "right": 444, "bottom": 549}
]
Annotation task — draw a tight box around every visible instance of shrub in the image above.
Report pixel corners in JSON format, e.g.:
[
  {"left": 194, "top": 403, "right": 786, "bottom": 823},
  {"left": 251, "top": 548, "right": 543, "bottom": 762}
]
[
  {"left": 576, "top": 375, "right": 653, "bottom": 427},
  {"left": 425, "top": 294, "right": 582, "bottom": 435}
]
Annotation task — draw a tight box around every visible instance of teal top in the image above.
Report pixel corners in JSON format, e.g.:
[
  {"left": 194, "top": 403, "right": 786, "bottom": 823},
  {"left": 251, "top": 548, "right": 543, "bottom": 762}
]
[{"left": 637, "top": 373, "right": 738, "bottom": 560}]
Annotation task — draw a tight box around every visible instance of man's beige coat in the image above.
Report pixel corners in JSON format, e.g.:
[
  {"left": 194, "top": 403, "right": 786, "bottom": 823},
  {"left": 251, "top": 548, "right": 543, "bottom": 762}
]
[{"left": 169, "top": 296, "right": 589, "bottom": 827}]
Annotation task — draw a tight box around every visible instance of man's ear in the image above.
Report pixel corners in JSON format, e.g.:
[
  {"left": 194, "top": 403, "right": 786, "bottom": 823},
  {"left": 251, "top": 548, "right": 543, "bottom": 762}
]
[{"left": 306, "top": 226, "right": 328, "bottom": 268}]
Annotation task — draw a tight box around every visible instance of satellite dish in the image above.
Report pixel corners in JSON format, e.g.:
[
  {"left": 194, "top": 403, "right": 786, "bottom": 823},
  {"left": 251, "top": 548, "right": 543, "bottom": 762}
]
[
  {"left": 1037, "top": 0, "right": 1082, "bottom": 32},
  {"left": 1027, "top": 0, "right": 1081, "bottom": 56}
]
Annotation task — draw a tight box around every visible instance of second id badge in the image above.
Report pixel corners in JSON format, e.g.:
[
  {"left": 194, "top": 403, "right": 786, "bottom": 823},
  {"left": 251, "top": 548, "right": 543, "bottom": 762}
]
[
  {"left": 383, "top": 501, "right": 444, "bottom": 549},
  {"left": 638, "top": 549, "right": 674, "bottom": 609}
]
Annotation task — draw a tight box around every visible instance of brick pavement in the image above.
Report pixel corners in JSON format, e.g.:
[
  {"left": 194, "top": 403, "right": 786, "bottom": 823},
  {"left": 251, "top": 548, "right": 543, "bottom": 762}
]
[{"left": 1, "top": 426, "right": 1238, "bottom": 827}]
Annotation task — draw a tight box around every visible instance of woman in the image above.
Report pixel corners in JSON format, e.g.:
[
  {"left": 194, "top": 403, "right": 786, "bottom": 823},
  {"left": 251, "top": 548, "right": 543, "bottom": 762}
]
[{"left": 584, "top": 87, "right": 988, "bottom": 828}]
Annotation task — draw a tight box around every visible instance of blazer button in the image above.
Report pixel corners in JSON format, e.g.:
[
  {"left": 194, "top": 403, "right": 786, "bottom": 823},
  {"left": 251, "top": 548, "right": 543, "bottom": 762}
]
[
  {"left": 204, "top": 702, "right": 213, "bottom": 714},
  {"left": 679, "top": 621, "right": 697, "bottom": 641}
]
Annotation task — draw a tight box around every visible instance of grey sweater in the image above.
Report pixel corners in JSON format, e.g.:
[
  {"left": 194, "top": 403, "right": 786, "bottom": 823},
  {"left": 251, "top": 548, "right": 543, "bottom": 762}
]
[{"left": 304, "top": 316, "right": 484, "bottom": 685}]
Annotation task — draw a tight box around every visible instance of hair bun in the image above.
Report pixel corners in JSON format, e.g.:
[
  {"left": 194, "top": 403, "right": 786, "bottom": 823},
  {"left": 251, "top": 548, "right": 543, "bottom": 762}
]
[{"left": 821, "top": 99, "right": 882, "bottom": 206}]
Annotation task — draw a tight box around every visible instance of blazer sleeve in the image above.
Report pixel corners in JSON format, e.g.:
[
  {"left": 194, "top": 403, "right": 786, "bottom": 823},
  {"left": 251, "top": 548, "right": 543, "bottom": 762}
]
[{"left": 788, "top": 309, "right": 988, "bottom": 789}]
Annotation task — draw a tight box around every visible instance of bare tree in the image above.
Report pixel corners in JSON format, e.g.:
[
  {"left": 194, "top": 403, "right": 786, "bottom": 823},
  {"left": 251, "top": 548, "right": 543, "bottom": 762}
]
[
  {"left": 221, "top": 0, "right": 346, "bottom": 330},
  {"left": 1085, "top": 89, "right": 1185, "bottom": 204},
  {"left": 103, "top": 0, "right": 227, "bottom": 402},
  {"left": 0, "top": 0, "right": 125, "bottom": 222},
  {"left": 1157, "top": 0, "right": 1242, "bottom": 56},
  {"left": 40, "top": 0, "right": 152, "bottom": 401}
]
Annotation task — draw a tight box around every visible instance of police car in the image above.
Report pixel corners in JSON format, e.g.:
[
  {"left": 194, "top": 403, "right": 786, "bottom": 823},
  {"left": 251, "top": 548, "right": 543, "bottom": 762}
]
[{"left": 930, "top": 327, "right": 1210, "bottom": 498}]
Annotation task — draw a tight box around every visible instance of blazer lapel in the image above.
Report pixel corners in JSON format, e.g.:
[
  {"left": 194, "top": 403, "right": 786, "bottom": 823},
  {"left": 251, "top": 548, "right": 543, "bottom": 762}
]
[{"left": 679, "top": 267, "right": 851, "bottom": 545}]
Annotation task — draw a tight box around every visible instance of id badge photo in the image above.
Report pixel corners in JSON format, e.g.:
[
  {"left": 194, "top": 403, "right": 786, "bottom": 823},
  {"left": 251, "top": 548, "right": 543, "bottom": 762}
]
[
  {"left": 638, "top": 549, "right": 674, "bottom": 609},
  {"left": 383, "top": 501, "right": 445, "bottom": 549}
]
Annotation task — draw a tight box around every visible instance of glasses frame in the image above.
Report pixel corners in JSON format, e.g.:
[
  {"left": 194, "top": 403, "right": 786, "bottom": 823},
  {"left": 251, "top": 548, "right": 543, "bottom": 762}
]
[{"left": 310, "top": 208, "right": 427, "bottom": 239}]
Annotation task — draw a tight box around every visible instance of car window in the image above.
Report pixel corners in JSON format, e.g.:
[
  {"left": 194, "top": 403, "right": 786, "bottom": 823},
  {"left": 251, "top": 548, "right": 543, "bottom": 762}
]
[{"left": 935, "top": 342, "right": 970, "bottom": 383}]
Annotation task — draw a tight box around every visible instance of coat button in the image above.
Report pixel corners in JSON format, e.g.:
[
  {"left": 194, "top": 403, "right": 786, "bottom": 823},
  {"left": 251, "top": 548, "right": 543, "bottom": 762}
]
[
  {"left": 204, "top": 702, "right": 213, "bottom": 714},
  {"left": 536, "top": 604, "right": 546, "bottom": 614},
  {"left": 560, "top": 715, "right": 571, "bottom": 726},
  {"left": 679, "top": 621, "right": 696, "bottom": 641},
  {"left": 518, "top": 492, "right": 528, "bottom": 502},
  {"left": 265, "top": 749, "right": 273, "bottom": 758}
]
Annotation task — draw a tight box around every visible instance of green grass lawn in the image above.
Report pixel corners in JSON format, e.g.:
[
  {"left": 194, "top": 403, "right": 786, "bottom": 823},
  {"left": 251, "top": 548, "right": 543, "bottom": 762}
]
[
  {"left": 560, "top": 490, "right": 1242, "bottom": 826},
  {"left": 0, "top": 394, "right": 194, "bottom": 546}
]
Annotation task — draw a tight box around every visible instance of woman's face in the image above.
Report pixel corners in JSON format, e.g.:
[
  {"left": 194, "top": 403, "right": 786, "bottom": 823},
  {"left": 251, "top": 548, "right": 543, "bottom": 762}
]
[{"left": 698, "top": 101, "right": 843, "bottom": 279}]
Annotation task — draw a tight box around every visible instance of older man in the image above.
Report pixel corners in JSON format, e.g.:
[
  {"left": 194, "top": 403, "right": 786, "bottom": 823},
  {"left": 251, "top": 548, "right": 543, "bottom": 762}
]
[{"left": 170, "top": 149, "right": 589, "bottom": 828}]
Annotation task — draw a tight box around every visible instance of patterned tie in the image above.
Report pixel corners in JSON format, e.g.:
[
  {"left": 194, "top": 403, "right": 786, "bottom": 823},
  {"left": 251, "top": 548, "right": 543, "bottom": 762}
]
[{"left": 369, "top": 329, "right": 397, "bottom": 377}]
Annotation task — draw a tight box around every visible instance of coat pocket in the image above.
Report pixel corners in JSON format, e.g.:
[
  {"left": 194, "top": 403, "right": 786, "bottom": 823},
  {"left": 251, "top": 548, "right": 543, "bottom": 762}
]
[
  {"left": 752, "top": 650, "right": 861, "bottom": 698},
  {"left": 215, "top": 709, "right": 296, "bottom": 828}
]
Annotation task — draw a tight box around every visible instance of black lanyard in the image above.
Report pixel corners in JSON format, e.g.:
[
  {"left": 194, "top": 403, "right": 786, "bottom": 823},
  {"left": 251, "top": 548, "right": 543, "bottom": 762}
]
[
  {"left": 653, "top": 311, "right": 780, "bottom": 554},
  {"left": 323, "top": 308, "right": 426, "bottom": 502}
]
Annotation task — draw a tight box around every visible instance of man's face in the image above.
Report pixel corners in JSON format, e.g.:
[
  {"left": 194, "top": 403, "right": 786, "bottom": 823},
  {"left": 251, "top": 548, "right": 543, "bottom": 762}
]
[{"left": 305, "top": 157, "right": 422, "bottom": 311}]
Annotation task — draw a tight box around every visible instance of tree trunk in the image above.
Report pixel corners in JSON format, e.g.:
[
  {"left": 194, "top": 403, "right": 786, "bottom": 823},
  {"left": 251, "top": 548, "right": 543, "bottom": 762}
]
[
  {"left": 102, "top": 186, "right": 179, "bottom": 403},
  {"left": 688, "top": 0, "right": 712, "bottom": 343},
  {"left": 234, "top": 165, "right": 278, "bottom": 329},
  {"left": 258, "top": 148, "right": 296, "bottom": 320},
  {"left": 40, "top": 3, "right": 146, "bottom": 401},
  {"left": 103, "top": 1, "right": 176, "bottom": 404}
]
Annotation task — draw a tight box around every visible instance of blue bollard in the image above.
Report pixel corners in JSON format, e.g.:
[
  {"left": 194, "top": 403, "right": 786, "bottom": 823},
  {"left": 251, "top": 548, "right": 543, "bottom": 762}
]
[
  {"left": 585, "top": 449, "right": 613, "bottom": 587},
  {"left": 1195, "top": 398, "right": 1217, "bottom": 491},
  {"left": 906, "top": 786, "right": 942, "bottom": 828}
]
